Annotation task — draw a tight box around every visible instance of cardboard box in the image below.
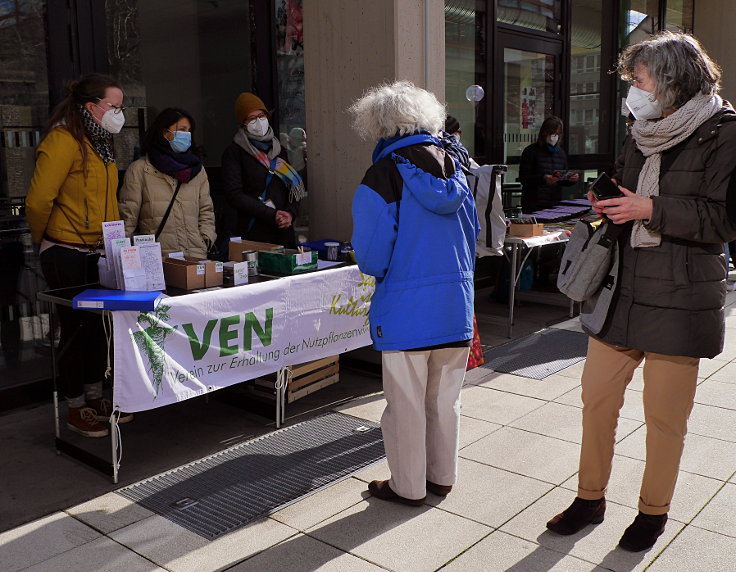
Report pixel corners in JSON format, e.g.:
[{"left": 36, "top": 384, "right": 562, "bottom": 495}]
[
  {"left": 163, "top": 257, "right": 223, "bottom": 289},
  {"left": 508, "top": 223, "right": 545, "bottom": 237},
  {"left": 228, "top": 239, "right": 283, "bottom": 262},
  {"left": 258, "top": 249, "right": 318, "bottom": 275}
]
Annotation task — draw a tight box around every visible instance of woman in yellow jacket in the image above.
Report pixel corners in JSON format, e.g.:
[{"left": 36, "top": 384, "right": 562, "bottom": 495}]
[
  {"left": 25, "top": 73, "right": 131, "bottom": 438},
  {"left": 119, "top": 107, "right": 216, "bottom": 258}
]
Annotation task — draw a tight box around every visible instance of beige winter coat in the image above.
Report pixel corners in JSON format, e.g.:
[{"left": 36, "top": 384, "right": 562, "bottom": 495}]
[{"left": 119, "top": 157, "right": 216, "bottom": 259}]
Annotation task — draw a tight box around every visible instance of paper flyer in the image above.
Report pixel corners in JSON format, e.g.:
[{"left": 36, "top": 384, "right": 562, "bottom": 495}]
[
  {"left": 120, "top": 246, "right": 147, "bottom": 291},
  {"left": 102, "top": 220, "right": 126, "bottom": 256},
  {"left": 138, "top": 242, "right": 166, "bottom": 291},
  {"left": 110, "top": 237, "right": 131, "bottom": 289}
]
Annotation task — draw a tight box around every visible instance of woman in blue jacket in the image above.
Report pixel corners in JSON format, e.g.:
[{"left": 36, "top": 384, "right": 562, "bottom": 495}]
[{"left": 349, "top": 80, "right": 480, "bottom": 505}]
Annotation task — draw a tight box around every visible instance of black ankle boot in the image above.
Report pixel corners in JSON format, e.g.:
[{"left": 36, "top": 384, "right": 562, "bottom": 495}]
[
  {"left": 618, "top": 511, "right": 667, "bottom": 552},
  {"left": 546, "top": 497, "right": 606, "bottom": 535}
]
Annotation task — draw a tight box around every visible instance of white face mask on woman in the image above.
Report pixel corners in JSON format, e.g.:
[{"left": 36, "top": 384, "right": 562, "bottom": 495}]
[
  {"left": 547, "top": 134, "right": 560, "bottom": 146},
  {"left": 625, "top": 85, "right": 664, "bottom": 120},
  {"left": 95, "top": 107, "right": 126, "bottom": 134},
  {"left": 246, "top": 117, "right": 270, "bottom": 138}
]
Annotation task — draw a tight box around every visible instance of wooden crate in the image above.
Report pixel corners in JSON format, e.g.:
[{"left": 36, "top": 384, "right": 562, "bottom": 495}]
[{"left": 247, "top": 355, "right": 340, "bottom": 403}]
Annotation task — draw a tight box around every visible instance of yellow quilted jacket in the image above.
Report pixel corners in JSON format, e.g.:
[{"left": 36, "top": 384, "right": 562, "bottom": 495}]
[{"left": 25, "top": 126, "right": 119, "bottom": 245}]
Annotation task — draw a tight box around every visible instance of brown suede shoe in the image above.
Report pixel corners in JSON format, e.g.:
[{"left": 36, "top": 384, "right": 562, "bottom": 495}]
[
  {"left": 368, "top": 480, "right": 425, "bottom": 506},
  {"left": 547, "top": 497, "right": 606, "bottom": 535},
  {"left": 426, "top": 480, "right": 453, "bottom": 496},
  {"left": 86, "top": 398, "right": 134, "bottom": 424},
  {"left": 67, "top": 406, "right": 109, "bottom": 438},
  {"left": 618, "top": 511, "right": 667, "bottom": 552}
]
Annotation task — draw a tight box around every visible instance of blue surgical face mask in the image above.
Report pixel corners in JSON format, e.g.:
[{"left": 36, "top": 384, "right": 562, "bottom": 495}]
[{"left": 168, "top": 130, "right": 192, "bottom": 153}]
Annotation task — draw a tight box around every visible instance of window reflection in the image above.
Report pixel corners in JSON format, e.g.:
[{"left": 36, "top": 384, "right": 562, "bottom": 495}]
[
  {"left": 106, "top": 0, "right": 253, "bottom": 169},
  {"left": 275, "top": 0, "right": 307, "bottom": 239},
  {"left": 445, "top": 0, "right": 484, "bottom": 158},
  {"left": 568, "top": 0, "right": 602, "bottom": 155},
  {"left": 0, "top": 0, "right": 51, "bottom": 389},
  {"left": 497, "top": 0, "right": 562, "bottom": 34},
  {"left": 665, "top": 0, "right": 693, "bottom": 32},
  {"left": 503, "top": 49, "right": 555, "bottom": 183}
]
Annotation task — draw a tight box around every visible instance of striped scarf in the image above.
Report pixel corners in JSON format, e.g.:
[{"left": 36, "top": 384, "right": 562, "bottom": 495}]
[{"left": 234, "top": 127, "right": 306, "bottom": 203}]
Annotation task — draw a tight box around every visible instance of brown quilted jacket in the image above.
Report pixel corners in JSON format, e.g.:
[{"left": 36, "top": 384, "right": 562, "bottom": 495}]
[{"left": 585, "top": 103, "right": 736, "bottom": 358}]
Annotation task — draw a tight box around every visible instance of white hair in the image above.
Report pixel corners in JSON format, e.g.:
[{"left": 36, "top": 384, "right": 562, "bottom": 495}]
[{"left": 348, "top": 80, "right": 446, "bottom": 141}]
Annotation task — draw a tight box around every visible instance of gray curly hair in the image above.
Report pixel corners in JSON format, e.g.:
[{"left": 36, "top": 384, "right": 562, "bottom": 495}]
[
  {"left": 348, "top": 80, "right": 446, "bottom": 141},
  {"left": 617, "top": 31, "right": 721, "bottom": 110}
]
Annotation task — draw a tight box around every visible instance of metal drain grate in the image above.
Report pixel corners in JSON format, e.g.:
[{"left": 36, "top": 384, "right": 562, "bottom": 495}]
[
  {"left": 117, "top": 412, "right": 384, "bottom": 539},
  {"left": 480, "top": 328, "right": 589, "bottom": 379}
]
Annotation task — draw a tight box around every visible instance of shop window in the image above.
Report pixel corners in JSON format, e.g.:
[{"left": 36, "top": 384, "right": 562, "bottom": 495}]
[
  {"left": 106, "top": 0, "right": 254, "bottom": 170},
  {"left": 665, "top": 0, "right": 693, "bottom": 32},
  {"left": 502, "top": 48, "right": 556, "bottom": 183},
  {"left": 445, "top": 0, "right": 485, "bottom": 158},
  {"left": 567, "top": 0, "right": 603, "bottom": 155},
  {"left": 274, "top": 0, "right": 307, "bottom": 217},
  {"left": 0, "top": 1, "right": 51, "bottom": 391}
]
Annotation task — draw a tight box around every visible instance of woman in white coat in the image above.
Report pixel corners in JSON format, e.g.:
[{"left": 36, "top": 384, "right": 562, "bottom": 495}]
[{"left": 119, "top": 107, "right": 216, "bottom": 258}]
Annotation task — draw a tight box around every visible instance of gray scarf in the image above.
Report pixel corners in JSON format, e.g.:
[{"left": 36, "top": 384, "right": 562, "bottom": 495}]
[
  {"left": 629, "top": 93, "right": 722, "bottom": 248},
  {"left": 233, "top": 125, "right": 282, "bottom": 161}
]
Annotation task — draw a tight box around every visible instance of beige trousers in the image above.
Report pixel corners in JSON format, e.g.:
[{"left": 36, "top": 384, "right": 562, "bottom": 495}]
[
  {"left": 578, "top": 337, "right": 699, "bottom": 515},
  {"left": 381, "top": 347, "right": 470, "bottom": 500}
]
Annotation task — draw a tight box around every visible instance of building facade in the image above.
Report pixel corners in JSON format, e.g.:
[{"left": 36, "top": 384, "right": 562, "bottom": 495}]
[{"left": 1, "top": 0, "right": 732, "bottom": 407}]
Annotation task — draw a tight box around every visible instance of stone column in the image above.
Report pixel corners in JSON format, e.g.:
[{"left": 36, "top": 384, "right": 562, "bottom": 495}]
[
  {"left": 303, "top": 0, "right": 445, "bottom": 242},
  {"left": 695, "top": 0, "right": 736, "bottom": 103}
]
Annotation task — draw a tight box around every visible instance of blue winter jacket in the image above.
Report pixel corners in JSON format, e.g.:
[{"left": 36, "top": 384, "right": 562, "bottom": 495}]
[{"left": 351, "top": 132, "right": 480, "bottom": 351}]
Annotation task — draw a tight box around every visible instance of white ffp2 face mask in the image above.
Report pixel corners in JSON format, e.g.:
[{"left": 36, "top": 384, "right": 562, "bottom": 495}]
[
  {"left": 98, "top": 108, "right": 126, "bottom": 134},
  {"left": 246, "top": 117, "right": 270, "bottom": 138},
  {"left": 625, "top": 86, "right": 664, "bottom": 120}
]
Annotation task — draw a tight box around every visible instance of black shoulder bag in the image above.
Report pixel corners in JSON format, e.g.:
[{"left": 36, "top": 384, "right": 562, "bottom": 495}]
[{"left": 154, "top": 181, "right": 183, "bottom": 240}]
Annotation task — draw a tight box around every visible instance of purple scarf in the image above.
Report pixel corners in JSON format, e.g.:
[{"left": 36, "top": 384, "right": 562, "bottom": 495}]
[{"left": 148, "top": 145, "right": 203, "bottom": 183}]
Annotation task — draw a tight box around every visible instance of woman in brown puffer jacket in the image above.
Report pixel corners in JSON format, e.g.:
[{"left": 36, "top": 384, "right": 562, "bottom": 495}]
[
  {"left": 546, "top": 31, "right": 736, "bottom": 553},
  {"left": 119, "top": 108, "right": 216, "bottom": 258}
]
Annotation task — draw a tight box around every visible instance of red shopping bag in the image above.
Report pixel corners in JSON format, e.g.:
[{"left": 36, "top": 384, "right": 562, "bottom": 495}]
[{"left": 467, "top": 314, "right": 484, "bottom": 370}]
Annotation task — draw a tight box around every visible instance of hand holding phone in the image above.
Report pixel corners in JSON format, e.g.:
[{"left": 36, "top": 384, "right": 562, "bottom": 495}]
[{"left": 590, "top": 172, "right": 623, "bottom": 201}]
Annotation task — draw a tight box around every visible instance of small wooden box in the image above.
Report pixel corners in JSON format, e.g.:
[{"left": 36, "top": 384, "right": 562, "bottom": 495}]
[
  {"left": 248, "top": 356, "right": 340, "bottom": 403},
  {"left": 228, "top": 239, "right": 283, "bottom": 262},
  {"left": 508, "top": 223, "right": 545, "bottom": 237}
]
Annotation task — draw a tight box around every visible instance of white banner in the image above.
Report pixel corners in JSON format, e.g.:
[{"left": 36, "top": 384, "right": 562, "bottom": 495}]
[{"left": 113, "top": 266, "right": 374, "bottom": 412}]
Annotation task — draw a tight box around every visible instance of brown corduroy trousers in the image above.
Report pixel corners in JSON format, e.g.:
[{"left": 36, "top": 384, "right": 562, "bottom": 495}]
[{"left": 577, "top": 337, "right": 699, "bottom": 515}]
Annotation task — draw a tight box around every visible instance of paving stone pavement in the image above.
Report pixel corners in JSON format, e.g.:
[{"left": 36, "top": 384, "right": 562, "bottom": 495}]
[{"left": 2, "top": 292, "right": 735, "bottom": 571}]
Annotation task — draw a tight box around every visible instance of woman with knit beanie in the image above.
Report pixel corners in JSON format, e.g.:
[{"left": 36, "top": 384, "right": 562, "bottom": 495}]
[
  {"left": 119, "top": 107, "right": 216, "bottom": 258},
  {"left": 221, "top": 92, "right": 305, "bottom": 247}
]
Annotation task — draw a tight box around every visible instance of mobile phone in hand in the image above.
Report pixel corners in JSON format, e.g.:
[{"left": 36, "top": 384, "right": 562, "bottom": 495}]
[{"left": 590, "top": 172, "right": 623, "bottom": 200}]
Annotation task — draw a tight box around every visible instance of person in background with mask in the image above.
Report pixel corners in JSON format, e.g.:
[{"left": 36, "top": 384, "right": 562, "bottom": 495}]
[
  {"left": 518, "top": 115, "right": 579, "bottom": 213},
  {"left": 25, "top": 73, "right": 130, "bottom": 438},
  {"left": 119, "top": 108, "right": 216, "bottom": 258},
  {"left": 546, "top": 31, "right": 736, "bottom": 553},
  {"left": 221, "top": 93, "right": 304, "bottom": 247}
]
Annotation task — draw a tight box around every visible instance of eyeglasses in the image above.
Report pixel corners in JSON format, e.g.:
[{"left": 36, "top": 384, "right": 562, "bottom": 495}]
[
  {"left": 96, "top": 98, "right": 127, "bottom": 115},
  {"left": 243, "top": 112, "right": 268, "bottom": 126}
]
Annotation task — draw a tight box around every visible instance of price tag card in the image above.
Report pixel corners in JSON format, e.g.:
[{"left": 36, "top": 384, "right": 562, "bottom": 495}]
[{"left": 234, "top": 261, "right": 249, "bottom": 285}]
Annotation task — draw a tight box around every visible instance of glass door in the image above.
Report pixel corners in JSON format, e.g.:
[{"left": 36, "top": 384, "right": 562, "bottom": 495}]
[{"left": 494, "top": 33, "right": 562, "bottom": 186}]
